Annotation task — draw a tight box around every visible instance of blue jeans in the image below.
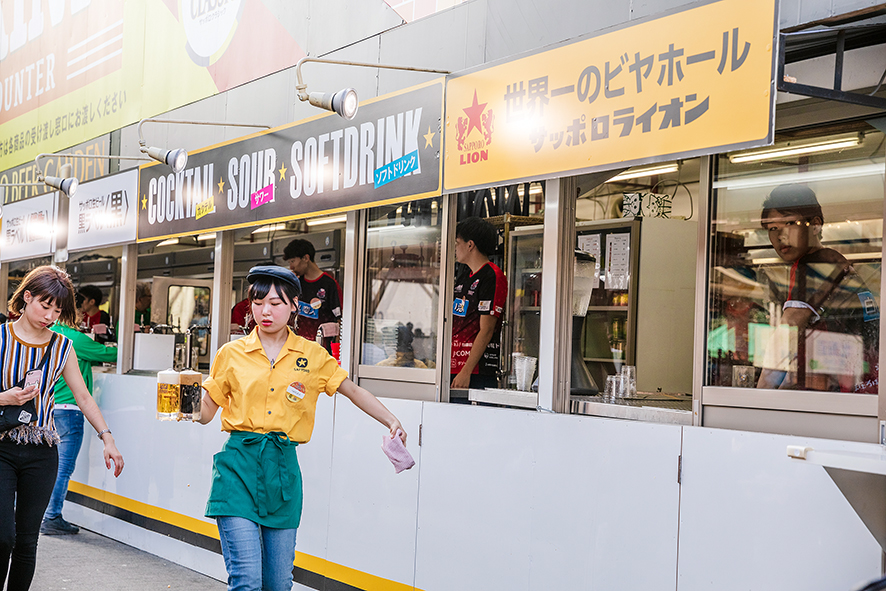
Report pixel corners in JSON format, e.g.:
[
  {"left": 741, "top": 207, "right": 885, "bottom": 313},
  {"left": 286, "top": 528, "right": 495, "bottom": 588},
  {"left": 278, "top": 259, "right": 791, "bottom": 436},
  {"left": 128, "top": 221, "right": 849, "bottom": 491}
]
[
  {"left": 216, "top": 516, "right": 297, "bottom": 591},
  {"left": 44, "top": 409, "right": 84, "bottom": 520}
]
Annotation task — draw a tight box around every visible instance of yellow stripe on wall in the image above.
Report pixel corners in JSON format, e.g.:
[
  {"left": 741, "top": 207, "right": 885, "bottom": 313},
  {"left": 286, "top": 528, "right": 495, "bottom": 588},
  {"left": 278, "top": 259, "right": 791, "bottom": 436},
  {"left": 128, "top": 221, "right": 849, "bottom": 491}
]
[
  {"left": 296, "top": 552, "right": 421, "bottom": 591},
  {"left": 70, "top": 481, "right": 423, "bottom": 591},
  {"left": 67, "top": 480, "right": 220, "bottom": 540}
]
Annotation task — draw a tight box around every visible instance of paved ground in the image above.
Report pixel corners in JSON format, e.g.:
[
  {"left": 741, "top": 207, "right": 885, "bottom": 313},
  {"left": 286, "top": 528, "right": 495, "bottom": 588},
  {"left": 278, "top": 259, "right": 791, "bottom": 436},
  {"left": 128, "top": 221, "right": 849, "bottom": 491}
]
[{"left": 32, "top": 528, "right": 225, "bottom": 590}]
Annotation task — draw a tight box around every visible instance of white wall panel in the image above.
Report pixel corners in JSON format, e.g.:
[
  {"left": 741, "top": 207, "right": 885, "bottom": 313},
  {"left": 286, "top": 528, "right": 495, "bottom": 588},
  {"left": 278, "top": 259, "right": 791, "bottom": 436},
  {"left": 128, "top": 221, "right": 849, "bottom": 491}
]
[
  {"left": 628, "top": 0, "right": 701, "bottom": 20},
  {"left": 378, "top": 0, "right": 489, "bottom": 94},
  {"left": 779, "top": 0, "right": 802, "bottom": 27},
  {"left": 321, "top": 38, "right": 393, "bottom": 101},
  {"left": 294, "top": 389, "right": 337, "bottom": 562},
  {"left": 527, "top": 413, "right": 683, "bottom": 591},
  {"left": 222, "top": 68, "right": 299, "bottom": 132},
  {"left": 414, "top": 403, "right": 536, "bottom": 591},
  {"left": 70, "top": 373, "right": 228, "bottom": 581},
  {"left": 76, "top": 374, "right": 227, "bottom": 515},
  {"left": 306, "top": 0, "right": 403, "bottom": 58},
  {"left": 413, "top": 404, "right": 683, "bottom": 591},
  {"left": 325, "top": 396, "right": 423, "bottom": 587},
  {"left": 677, "top": 427, "right": 882, "bottom": 591},
  {"left": 482, "top": 0, "right": 631, "bottom": 62}
]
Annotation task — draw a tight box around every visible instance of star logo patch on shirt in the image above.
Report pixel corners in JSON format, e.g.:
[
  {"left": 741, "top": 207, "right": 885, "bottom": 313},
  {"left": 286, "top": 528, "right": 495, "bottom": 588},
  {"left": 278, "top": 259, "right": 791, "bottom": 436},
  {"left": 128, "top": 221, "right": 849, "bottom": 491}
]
[{"left": 296, "top": 357, "right": 309, "bottom": 370}]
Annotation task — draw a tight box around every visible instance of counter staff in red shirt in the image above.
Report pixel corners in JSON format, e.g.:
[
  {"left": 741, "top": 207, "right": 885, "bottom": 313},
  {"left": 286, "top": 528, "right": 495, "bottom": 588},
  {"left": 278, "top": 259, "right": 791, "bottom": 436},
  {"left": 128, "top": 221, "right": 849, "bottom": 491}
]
[
  {"left": 76, "top": 285, "right": 114, "bottom": 343},
  {"left": 284, "top": 239, "right": 343, "bottom": 354},
  {"left": 451, "top": 217, "right": 507, "bottom": 390}
]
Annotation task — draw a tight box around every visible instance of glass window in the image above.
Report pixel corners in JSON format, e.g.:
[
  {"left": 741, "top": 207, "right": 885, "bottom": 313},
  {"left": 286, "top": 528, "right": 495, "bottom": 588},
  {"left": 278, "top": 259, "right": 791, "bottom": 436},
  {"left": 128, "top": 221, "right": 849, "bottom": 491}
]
[
  {"left": 573, "top": 162, "right": 699, "bottom": 403},
  {"left": 450, "top": 184, "right": 542, "bottom": 397},
  {"left": 361, "top": 198, "right": 442, "bottom": 369},
  {"left": 708, "top": 127, "right": 884, "bottom": 393}
]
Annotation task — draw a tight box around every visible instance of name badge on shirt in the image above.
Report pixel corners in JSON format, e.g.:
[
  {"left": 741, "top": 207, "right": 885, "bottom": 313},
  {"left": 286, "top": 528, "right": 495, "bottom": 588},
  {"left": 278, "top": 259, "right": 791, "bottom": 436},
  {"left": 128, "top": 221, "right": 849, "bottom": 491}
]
[
  {"left": 453, "top": 298, "right": 467, "bottom": 317},
  {"left": 286, "top": 382, "right": 306, "bottom": 402}
]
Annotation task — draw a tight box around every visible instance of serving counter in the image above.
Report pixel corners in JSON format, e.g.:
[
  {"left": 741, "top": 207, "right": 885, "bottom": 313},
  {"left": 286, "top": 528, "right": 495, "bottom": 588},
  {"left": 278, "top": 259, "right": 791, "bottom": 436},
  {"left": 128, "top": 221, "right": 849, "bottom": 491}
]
[{"left": 61, "top": 371, "right": 881, "bottom": 590}]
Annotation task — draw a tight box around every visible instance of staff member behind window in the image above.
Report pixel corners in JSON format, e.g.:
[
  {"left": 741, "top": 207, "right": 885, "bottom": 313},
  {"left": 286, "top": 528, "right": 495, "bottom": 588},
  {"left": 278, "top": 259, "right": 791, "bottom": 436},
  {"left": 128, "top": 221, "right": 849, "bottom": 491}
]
[
  {"left": 757, "top": 184, "right": 879, "bottom": 392},
  {"left": 450, "top": 217, "right": 507, "bottom": 391},
  {"left": 283, "top": 239, "right": 343, "bottom": 354},
  {"left": 76, "top": 285, "right": 114, "bottom": 343},
  {"left": 134, "top": 282, "right": 152, "bottom": 330}
]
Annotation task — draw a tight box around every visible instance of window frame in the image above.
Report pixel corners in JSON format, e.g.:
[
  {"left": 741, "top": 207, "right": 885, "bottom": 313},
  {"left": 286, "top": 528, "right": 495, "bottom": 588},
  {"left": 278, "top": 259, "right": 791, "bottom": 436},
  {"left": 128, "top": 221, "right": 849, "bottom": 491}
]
[{"left": 696, "top": 129, "right": 886, "bottom": 442}]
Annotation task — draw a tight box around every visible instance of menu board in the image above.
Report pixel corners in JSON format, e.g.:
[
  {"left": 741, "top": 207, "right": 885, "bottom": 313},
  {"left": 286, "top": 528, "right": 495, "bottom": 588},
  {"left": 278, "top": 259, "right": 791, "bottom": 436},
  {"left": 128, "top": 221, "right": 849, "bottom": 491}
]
[
  {"left": 604, "top": 233, "right": 630, "bottom": 291},
  {"left": 0, "top": 192, "right": 58, "bottom": 262}
]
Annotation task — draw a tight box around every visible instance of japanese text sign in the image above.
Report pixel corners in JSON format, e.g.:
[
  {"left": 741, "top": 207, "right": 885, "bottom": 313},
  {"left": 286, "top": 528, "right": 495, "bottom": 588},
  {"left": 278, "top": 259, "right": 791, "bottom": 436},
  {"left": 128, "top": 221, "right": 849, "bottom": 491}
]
[
  {"left": 443, "top": 0, "right": 777, "bottom": 192},
  {"left": 0, "top": 191, "right": 57, "bottom": 262},
  {"left": 66, "top": 169, "right": 138, "bottom": 252},
  {"left": 138, "top": 80, "right": 443, "bottom": 241}
]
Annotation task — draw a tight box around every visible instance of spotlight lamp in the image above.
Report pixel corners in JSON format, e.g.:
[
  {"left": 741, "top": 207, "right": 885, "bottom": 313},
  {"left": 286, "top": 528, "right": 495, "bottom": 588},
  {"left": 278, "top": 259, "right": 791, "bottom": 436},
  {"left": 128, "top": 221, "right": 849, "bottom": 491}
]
[
  {"left": 1, "top": 161, "right": 81, "bottom": 197},
  {"left": 43, "top": 174, "right": 79, "bottom": 197},
  {"left": 145, "top": 146, "right": 188, "bottom": 173},
  {"left": 138, "top": 118, "right": 270, "bottom": 172},
  {"left": 295, "top": 57, "right": 450, "bottom": 119},
  {"left": 307, "top": 88, "right": 359, "bottom": 120},
  {"left": 34, "top": 153, "right": 151, "bottom": 198}
]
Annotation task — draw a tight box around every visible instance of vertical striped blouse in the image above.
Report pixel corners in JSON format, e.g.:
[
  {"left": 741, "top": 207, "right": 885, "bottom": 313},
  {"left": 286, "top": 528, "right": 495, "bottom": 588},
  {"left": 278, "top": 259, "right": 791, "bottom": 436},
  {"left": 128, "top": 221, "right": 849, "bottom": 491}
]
[{"left": 0, "top": 322, "right": 72, "bottom": 445}]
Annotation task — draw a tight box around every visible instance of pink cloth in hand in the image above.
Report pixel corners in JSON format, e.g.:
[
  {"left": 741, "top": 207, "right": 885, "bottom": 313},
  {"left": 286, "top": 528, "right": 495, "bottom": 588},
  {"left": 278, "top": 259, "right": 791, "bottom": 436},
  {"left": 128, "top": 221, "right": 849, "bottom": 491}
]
[{"left": 381, "top": 430, "right": 415, "bottom": 474}]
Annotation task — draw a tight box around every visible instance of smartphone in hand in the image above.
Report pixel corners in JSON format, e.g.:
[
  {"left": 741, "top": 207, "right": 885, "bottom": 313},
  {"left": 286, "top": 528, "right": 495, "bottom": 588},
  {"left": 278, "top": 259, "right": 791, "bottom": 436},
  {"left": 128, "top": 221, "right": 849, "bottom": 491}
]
[{"left": 24, "top": 369, "right": 42, "bottom": 391}]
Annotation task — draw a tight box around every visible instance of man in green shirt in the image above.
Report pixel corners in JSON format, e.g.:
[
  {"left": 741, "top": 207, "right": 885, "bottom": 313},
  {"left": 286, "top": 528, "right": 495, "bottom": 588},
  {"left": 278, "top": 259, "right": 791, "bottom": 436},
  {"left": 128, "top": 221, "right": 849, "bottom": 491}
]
[{"left": 41, "top": 323, "right": 118, "bottom": 535}]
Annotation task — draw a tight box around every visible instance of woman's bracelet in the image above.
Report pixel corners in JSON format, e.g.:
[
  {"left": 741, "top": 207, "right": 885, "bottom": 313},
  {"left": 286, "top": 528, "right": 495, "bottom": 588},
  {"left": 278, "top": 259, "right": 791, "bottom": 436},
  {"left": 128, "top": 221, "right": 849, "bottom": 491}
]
[{"left": 96, "top": 428, "right": 112, "bottom": 440}]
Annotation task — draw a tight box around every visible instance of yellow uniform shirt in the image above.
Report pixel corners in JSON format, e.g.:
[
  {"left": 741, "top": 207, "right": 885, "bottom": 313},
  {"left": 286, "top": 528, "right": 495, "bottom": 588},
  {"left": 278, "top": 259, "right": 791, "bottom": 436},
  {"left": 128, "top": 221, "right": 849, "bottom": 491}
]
[{"left": 203, "top": 329, "right": 347, "bottom": 443}]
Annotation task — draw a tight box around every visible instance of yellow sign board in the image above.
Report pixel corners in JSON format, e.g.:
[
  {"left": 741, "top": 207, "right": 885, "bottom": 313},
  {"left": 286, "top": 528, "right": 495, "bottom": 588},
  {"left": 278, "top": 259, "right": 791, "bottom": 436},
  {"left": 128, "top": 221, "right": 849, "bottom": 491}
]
[{"left": 443, "top": 0, "right": 777, "bottom": 191}]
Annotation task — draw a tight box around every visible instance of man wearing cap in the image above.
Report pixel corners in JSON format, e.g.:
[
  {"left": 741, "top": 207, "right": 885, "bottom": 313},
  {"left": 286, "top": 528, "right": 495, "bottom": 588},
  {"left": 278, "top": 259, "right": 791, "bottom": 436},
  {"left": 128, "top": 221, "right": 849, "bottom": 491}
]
[
  {"left": 283, "top": 239, "right": 342, "bottom": 354},
  {"left": 197, "top": 265, "right": 407, "bottom": 591}
]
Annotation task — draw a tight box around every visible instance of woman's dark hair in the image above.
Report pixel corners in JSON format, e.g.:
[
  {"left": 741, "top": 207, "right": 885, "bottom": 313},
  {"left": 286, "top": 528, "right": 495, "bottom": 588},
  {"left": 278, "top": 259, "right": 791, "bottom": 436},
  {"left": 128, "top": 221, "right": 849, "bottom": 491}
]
[
  {"left": 9, "top": 266, "right": 78, "bottom": 326},
  {"left": 247, "top": 276, "right": 300, "bottom": 327},
  {"left": 761, "top": 184, "right": 824, "bottom": 225}
]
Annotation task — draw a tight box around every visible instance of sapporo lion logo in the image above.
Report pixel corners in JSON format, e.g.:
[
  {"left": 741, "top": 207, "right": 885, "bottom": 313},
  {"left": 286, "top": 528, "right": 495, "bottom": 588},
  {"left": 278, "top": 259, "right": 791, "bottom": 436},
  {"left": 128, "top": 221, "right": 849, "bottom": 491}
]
[{"left": 456, "top": 90, "right": 494, "bottom": 166}]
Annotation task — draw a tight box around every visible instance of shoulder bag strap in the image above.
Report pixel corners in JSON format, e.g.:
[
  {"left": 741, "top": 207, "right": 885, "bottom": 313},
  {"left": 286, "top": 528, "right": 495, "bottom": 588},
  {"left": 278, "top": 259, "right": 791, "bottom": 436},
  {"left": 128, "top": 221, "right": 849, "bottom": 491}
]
[{"left": 33, "top": 332, "right": 58, "bottom": 373}]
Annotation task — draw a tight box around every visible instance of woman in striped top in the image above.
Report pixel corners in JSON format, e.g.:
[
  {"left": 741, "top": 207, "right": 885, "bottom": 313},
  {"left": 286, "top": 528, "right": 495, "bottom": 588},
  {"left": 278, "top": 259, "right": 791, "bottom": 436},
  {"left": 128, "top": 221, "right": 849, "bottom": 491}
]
[{"left": 0, "top": 266, "right": 123, "bottom": 591}]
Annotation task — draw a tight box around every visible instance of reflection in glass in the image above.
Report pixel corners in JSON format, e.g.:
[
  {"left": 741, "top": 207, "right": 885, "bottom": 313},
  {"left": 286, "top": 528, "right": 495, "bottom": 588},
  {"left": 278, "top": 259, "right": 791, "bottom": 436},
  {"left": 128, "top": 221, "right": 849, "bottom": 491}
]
[
  {"left": 707, "top": 128, "right": 884, "bottom": 393},
  {"left": 361, "top": 198, "right": 441, "bottom": 369},
  {"left": 167, "top": 286, "right": 211, "bottom": 330}
]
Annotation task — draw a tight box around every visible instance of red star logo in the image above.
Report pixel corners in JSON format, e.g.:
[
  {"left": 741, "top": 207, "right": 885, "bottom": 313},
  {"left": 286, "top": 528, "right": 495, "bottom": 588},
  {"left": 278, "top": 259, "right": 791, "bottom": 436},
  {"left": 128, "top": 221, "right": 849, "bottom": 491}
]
[{"left": 462, "top": 90, "right": 487, "bottom": 138}]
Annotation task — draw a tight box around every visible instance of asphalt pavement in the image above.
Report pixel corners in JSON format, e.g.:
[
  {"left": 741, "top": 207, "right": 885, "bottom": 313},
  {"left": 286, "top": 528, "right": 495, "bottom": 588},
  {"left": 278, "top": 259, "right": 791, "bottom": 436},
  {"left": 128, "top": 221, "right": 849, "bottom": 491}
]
[{"left": 31, "top": 528, "right": 225, "bottom": 590}]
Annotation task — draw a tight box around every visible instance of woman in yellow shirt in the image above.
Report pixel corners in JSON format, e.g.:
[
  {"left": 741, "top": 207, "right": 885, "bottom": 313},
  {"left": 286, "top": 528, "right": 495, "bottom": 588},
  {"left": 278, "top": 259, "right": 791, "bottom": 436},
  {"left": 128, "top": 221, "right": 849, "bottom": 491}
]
[{"left": 198, "top": 265, "right": 405, "bottom": 591}]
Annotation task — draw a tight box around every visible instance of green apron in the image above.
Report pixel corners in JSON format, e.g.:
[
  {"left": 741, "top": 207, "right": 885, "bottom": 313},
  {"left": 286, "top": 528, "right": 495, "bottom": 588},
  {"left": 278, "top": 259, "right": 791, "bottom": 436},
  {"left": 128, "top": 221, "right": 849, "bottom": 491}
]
[{"left": 206, "top": 431, "right": 303, "bottom": 529}]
